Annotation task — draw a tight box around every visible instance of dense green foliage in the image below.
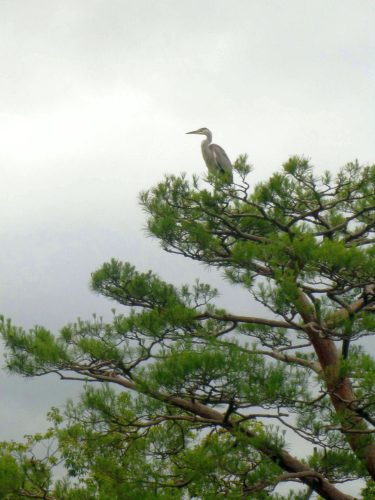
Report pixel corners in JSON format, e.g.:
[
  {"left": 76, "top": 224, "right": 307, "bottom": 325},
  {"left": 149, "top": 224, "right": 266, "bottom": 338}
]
[{"left": 0, "top": 156, "right": 374, "bottom": 499}]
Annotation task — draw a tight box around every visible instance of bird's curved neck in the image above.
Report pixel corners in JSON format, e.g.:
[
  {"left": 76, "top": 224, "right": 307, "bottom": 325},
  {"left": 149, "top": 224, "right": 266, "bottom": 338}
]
[
  {"left": 200, "top": 132, "right": 213, "bottom": 169},
  {"left": 201, "top": 130, "right": 212, "bottom": 147}
]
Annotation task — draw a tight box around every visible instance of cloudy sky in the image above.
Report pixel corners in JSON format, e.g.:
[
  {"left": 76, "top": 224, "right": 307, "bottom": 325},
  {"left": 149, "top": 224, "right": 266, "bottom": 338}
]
[{"left": 0, "top": 0, "right": 374, "bottom": 486}]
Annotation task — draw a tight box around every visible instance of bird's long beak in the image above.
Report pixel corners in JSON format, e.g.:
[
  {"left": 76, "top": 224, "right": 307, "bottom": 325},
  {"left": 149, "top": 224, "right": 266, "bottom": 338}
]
[{"left": 186, "top": 130, "right": 199, "bottom": 135}]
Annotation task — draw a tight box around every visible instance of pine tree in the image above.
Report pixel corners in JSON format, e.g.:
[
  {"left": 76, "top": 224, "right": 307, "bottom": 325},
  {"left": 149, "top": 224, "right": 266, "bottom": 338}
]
[{"left": 1, "top": 156, "right": 374, "bottom": 499}]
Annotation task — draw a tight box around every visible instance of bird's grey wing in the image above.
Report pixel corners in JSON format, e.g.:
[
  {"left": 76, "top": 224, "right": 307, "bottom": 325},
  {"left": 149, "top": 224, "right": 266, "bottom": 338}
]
[{"left": 210, "top": 144, "right": 233, "bottom": 174}]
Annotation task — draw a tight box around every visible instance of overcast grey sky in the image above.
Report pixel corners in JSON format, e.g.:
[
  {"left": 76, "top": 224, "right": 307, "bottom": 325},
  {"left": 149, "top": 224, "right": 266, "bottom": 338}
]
[{"left": 0, "top": 1, "right": 374, "bottom": 492}]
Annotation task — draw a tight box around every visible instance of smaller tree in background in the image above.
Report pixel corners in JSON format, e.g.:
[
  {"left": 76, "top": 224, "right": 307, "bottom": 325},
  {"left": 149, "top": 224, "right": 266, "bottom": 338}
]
[{"left": 0, "top": 156, "right": 374, "bottom": 499}]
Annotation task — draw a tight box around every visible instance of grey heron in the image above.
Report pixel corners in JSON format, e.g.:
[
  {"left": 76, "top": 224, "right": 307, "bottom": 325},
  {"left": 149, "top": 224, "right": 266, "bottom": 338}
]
[{"left": 186, "top": 127, "right": 233, "bottom": 183}]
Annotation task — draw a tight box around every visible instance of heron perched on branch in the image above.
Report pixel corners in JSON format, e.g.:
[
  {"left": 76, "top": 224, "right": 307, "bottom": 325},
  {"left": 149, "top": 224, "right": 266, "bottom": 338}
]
[{"left": 186, "top": 127, "right": 233, "bottom": 183}]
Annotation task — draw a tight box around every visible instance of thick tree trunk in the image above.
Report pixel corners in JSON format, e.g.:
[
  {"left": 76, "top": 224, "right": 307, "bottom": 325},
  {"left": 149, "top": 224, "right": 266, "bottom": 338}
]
[
  {"left": 309, "top": 331, "right": 375, "bottom": 479},
  {"left": 297, "top": 290, "right": 375, "bottom": 480}
]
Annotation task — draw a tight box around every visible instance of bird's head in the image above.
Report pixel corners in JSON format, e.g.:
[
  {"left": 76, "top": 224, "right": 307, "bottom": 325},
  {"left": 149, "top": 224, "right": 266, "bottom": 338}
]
[{"left": 186, "top": 127, "right": 211, "bottom": 136}]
